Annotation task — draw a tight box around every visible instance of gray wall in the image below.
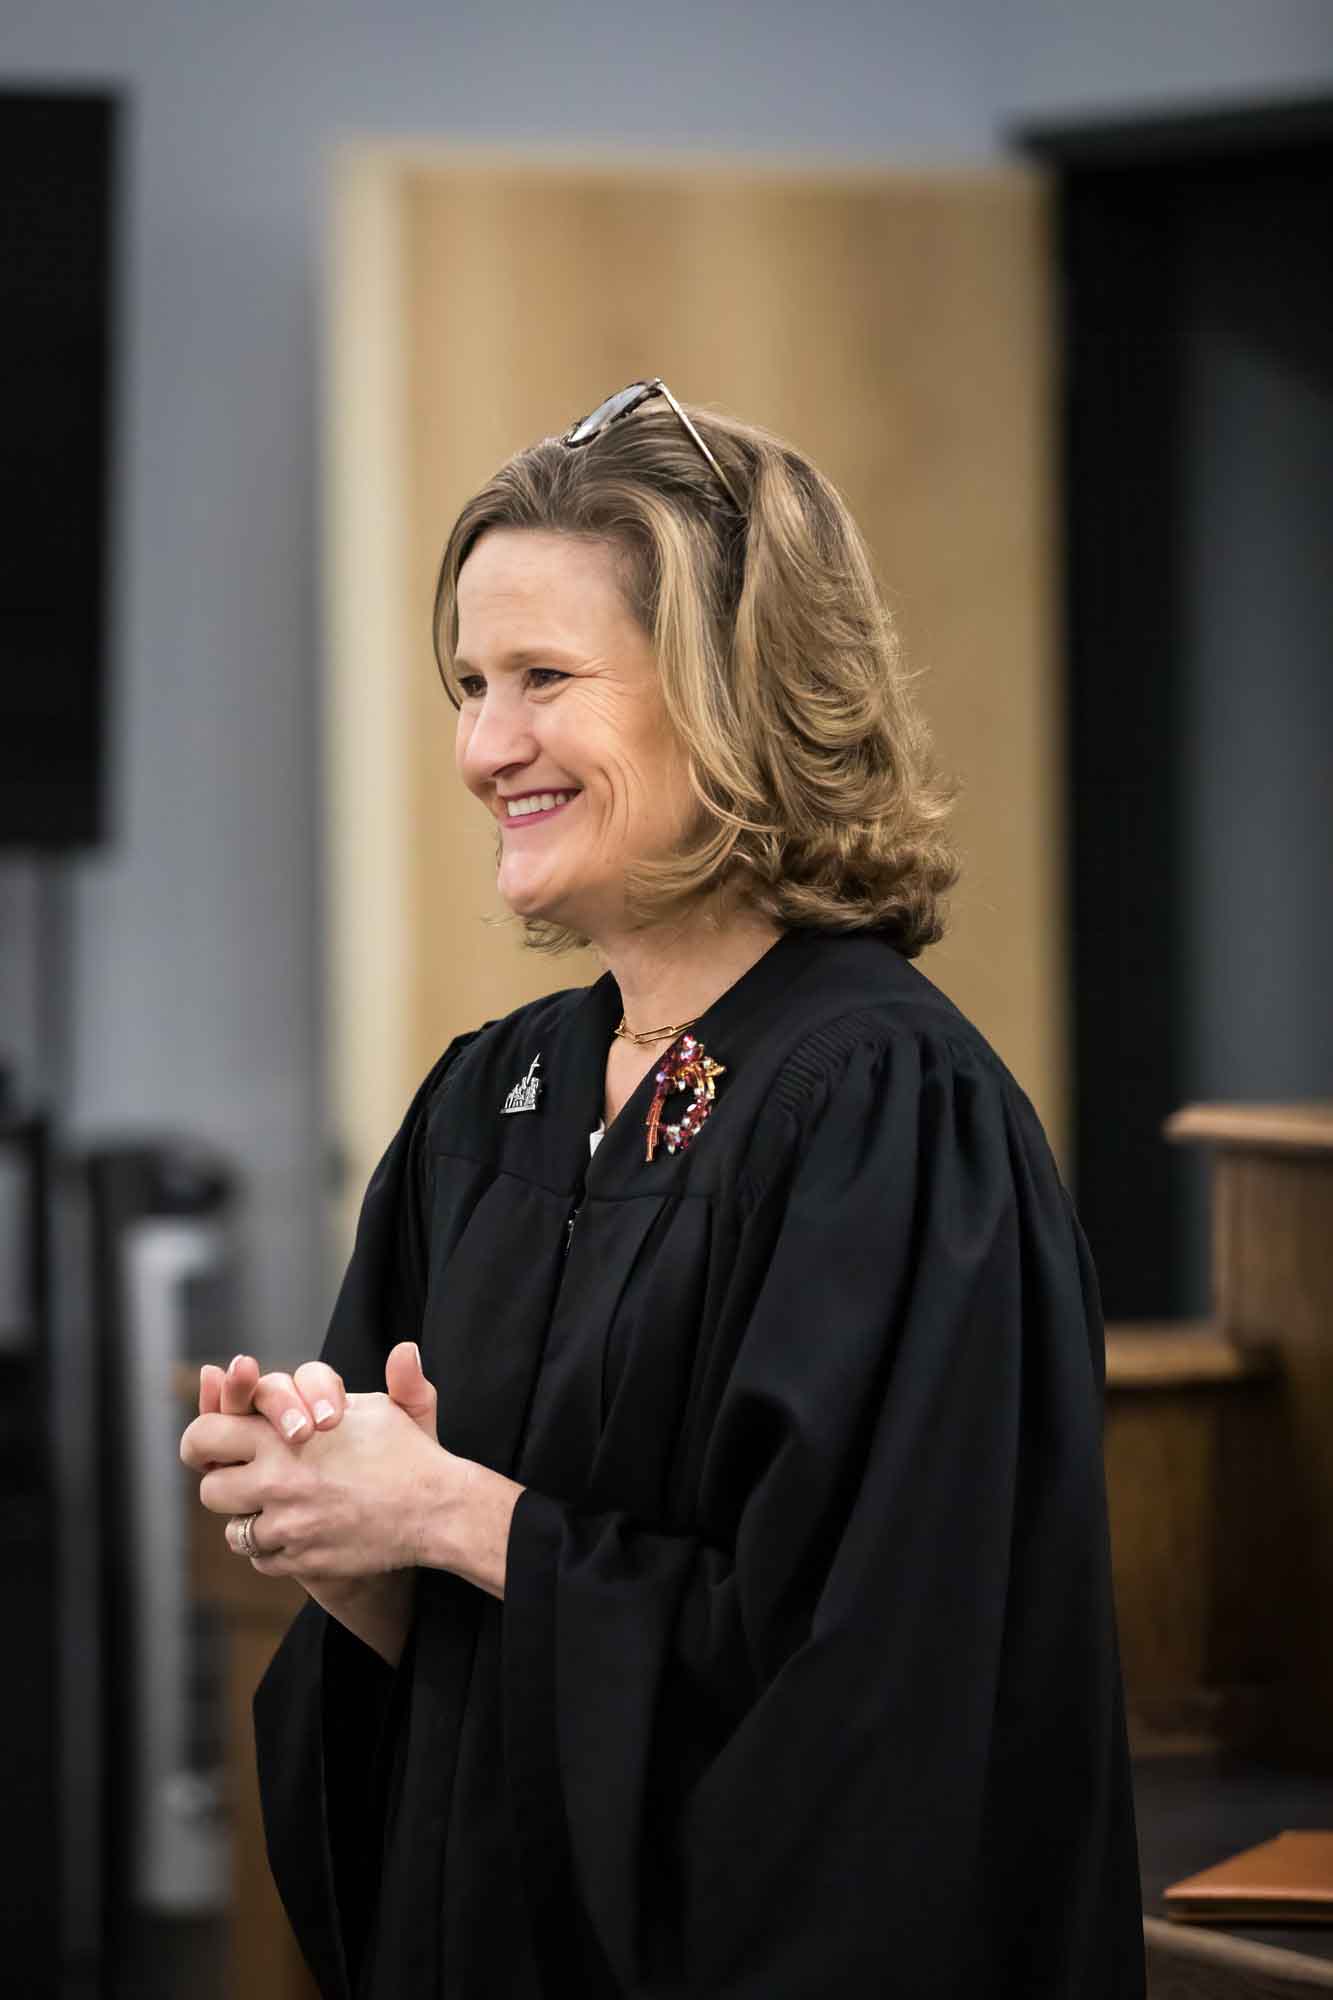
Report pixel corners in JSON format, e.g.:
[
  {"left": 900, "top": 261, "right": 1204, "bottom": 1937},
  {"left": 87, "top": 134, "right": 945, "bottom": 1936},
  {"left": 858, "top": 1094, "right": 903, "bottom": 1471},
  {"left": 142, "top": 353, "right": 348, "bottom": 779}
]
[{"left": 2, "top": 0, "right": 1331, "bottom": 1357}]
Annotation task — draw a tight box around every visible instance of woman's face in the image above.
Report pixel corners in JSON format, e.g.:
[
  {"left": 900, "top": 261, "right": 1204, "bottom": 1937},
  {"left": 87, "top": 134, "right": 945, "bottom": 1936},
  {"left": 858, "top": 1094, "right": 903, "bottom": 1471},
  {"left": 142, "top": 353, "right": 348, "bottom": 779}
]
[{"left": 454, "top": 528, "right": 694, "bottom": 937}]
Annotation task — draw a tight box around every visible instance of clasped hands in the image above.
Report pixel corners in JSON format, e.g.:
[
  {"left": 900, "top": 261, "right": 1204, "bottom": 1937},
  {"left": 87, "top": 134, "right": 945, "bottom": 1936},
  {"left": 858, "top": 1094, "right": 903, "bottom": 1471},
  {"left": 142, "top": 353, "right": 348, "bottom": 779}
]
[
  {"left": 179, "top": 1340, "right": 458, "bottom": 1582},
  {"left": 178, "top": 1344, "right": 525, "bottom": 1623}
]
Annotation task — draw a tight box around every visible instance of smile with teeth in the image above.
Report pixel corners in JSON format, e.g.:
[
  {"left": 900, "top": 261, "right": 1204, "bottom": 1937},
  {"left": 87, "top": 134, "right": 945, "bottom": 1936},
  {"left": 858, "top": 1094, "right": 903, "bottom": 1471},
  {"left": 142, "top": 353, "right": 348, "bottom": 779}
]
[{"left": 504, "top": 789, "right": 580, "bottom": 819}]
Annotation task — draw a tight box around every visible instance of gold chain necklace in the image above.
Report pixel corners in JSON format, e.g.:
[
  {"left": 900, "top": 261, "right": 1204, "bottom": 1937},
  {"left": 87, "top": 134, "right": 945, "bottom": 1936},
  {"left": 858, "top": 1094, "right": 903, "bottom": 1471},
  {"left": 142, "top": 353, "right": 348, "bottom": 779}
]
[{"left": 613, "top": 1012, "right": 700, "bottom": 1046}]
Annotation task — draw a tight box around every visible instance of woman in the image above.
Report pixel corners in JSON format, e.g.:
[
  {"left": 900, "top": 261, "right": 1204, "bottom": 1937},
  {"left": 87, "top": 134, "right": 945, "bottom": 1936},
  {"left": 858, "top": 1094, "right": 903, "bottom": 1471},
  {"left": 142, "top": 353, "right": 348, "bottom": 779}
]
[{"left": 181, "top": 380, "right": 1145, "bottom": 1998}]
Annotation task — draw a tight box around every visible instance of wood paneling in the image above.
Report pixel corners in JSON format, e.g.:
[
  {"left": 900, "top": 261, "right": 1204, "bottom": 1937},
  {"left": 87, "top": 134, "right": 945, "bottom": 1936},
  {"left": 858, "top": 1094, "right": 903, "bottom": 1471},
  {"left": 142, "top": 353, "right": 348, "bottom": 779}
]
[{"left": 326, "top": 148, "right": 1059, "bottom": 1258}]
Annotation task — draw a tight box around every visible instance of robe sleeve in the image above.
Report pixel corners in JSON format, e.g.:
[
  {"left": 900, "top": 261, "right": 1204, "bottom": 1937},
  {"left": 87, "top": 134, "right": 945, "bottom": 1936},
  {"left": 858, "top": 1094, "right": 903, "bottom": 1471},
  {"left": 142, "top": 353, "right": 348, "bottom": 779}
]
[
  {"left": 252, "top": 1033, "right": 479, "bottom": 2000},
  {"left": 502, "top": 1026, "right": 1144, "bottom": 1999}
]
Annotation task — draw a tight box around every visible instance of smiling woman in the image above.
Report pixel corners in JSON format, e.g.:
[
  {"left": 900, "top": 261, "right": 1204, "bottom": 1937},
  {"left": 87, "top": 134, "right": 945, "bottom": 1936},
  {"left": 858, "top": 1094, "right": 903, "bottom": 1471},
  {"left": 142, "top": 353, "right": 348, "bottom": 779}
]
[{"left": 185, "top": 384, "right": 1146, "bottom": 2000}]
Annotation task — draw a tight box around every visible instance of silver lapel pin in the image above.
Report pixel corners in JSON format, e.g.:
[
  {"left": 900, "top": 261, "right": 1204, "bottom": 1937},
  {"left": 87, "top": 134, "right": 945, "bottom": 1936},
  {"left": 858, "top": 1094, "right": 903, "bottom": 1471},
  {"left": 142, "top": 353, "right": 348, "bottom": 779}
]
[{"left": 501, "top": 1052, "right": 543, "bottom": 1115}]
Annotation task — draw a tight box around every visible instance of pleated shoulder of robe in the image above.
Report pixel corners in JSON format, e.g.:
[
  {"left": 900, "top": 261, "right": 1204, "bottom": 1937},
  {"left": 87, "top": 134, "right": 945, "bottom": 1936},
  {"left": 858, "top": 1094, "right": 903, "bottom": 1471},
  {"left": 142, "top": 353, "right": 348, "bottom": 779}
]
[{"left": 253, "top": 926, "right": 1146, "bottom": 2000}]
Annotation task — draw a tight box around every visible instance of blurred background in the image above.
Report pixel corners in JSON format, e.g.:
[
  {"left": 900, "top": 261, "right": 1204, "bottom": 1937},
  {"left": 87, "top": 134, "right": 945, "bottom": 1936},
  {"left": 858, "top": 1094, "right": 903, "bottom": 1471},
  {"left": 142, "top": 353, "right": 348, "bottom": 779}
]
[{"left": 1, "top": 3, "right": 1330, "bottom": 1996}]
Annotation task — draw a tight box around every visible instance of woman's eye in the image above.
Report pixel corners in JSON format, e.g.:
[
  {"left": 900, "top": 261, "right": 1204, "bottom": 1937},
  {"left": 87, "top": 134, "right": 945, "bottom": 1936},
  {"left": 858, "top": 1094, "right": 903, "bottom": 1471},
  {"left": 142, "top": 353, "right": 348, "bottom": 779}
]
[{"left": 456, "top": 667, "right": 565, "bottom": 700}]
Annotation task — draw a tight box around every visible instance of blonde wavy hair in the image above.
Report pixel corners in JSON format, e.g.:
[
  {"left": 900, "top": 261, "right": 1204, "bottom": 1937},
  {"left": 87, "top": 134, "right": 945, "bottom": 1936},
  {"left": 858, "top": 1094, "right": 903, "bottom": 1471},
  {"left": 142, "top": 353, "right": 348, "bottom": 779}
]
[{"left": 433, "top": 395, "right": 960, "bottom": 958}]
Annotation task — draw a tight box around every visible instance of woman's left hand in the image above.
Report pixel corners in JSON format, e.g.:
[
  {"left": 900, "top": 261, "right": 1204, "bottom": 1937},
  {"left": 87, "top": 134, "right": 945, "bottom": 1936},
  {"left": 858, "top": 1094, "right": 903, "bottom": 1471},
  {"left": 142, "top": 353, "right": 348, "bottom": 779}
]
[
  {"left": 196, "top": 1351, "right": 347, "bottom": 1444},
  {"left": 180, "top": 1344, "right": 465, "bottom": 1583}
]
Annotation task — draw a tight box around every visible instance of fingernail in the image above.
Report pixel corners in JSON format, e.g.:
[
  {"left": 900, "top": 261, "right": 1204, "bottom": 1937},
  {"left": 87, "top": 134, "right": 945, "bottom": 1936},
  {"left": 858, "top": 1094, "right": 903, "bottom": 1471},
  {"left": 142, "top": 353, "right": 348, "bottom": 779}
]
[
  {"left": 313, "top": 1399, "right": 336, "bottom": 1425},
  {"left": 228, "top": 1354, "right": 246, "bottom": 1374},
  {"left": 281, "top": 1408, "right": 308, "bottom": 1438},
  {"left": 410, "top": 1343, "right": 422, "bottom": 1370}
]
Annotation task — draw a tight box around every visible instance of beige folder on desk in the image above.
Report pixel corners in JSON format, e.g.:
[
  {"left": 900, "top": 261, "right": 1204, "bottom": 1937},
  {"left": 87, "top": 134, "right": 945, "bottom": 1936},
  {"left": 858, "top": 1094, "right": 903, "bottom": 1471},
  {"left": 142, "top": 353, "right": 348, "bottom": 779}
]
[{"left": 1165, "top": 1830, "right": 1333, "bottom": 1923}]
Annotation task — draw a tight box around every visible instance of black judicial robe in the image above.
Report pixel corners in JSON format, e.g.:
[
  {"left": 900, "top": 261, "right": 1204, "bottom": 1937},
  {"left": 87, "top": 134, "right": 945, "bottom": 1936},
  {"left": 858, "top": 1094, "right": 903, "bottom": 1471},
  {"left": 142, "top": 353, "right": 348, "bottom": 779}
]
[{"left": 253, "top": 927, "right": 1146, "bottom": 1999}]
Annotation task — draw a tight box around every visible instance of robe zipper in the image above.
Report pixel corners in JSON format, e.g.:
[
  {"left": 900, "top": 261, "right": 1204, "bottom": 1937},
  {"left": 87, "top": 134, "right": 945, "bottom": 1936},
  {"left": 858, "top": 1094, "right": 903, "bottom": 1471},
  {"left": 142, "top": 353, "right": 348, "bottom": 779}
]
[{"left": 564, "top": 1199, "right": 583, "bottom": 1258}]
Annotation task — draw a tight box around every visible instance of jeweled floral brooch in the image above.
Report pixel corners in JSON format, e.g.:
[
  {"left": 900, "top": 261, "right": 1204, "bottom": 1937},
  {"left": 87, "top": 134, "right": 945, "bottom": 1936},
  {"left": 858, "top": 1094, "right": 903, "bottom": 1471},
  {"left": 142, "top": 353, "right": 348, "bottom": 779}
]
[{"left": 644, "top": 1034, "right": 726, "bottom": 1163}]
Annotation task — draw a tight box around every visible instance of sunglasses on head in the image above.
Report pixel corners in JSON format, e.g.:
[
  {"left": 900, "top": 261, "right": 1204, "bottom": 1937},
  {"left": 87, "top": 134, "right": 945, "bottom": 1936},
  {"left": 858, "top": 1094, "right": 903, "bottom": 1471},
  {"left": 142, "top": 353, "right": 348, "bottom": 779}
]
[{"left": 561, "top": 378, "right": 745, "bottom": 514}]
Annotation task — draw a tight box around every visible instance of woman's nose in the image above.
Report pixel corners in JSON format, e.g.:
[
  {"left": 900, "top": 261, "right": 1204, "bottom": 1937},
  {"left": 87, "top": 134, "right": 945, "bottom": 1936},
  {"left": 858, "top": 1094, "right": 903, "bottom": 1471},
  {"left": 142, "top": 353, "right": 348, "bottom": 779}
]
[{"left": 459, "top": 691, "right": 537, "bottom": 785}]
